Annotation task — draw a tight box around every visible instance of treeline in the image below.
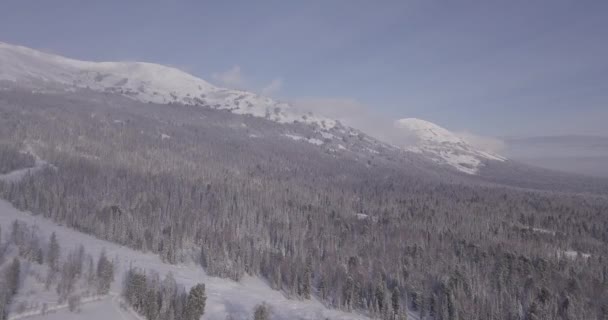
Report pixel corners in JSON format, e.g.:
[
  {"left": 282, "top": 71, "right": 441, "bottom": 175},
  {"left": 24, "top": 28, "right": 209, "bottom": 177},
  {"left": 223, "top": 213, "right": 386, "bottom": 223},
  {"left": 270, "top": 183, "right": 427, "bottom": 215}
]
[
  {"left": 1, "top": 90, "right": 608, "bottom": 319},
  {"left": 0, "top": 258, "right": 20, "bottom": 320},
  {"left": 0, "top": 222, "right": 114, "bottom": 319},
  {"left": 122, "top": 268, "right": 276, "bottom": 320},
  {"left": 0, "top": 143, "right": 35, "bottom": 174},
  {"left": 122, "top": 268, "right": 206, "bottom": 320}
]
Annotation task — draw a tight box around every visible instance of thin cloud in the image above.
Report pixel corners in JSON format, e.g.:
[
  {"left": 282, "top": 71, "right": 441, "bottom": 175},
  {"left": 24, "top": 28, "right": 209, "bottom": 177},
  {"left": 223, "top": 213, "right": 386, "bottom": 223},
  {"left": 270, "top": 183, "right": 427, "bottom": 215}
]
[
  {"left": 456, "top": 131, "right": 506, "bottom": 154},
  {"left": 294, "top": 97, "right": 505, "bottom": 153},
  {"left": 293, "top": 97, "right": 417, "bottom": 147},
  {"left": 261, "top": 78, "right": 283, "bottom": 96},
  {"left": 212, "top": 66, "right": 283, "bottom": 95},
  {"left": 212, "top": 65, "right": 244, "bottom": 88}
]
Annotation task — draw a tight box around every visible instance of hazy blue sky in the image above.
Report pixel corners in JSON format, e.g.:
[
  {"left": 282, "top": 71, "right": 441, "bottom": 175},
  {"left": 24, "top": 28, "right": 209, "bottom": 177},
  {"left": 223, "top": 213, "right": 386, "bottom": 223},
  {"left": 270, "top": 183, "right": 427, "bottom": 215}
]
[{"left": 1, "top": 0, "right": 607, "bottom": 137}]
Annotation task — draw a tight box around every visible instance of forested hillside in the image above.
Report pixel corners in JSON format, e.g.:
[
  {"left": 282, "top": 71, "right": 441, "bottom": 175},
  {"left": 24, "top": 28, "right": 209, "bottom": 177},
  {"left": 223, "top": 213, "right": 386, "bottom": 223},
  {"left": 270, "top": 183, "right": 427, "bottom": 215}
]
[{"left": 1, "top": 89, "right": 608, "bottom": 320}]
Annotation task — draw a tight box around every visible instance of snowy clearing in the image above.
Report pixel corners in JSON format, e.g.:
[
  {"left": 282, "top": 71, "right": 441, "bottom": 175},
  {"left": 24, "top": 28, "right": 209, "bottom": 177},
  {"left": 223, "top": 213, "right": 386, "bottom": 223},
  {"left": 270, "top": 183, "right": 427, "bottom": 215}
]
[
  {"left": 0, "top": 199, "right": 378, "bottom": 320},
  {"left": 9, "top": 297, "right": 138, "bottom": 320}
]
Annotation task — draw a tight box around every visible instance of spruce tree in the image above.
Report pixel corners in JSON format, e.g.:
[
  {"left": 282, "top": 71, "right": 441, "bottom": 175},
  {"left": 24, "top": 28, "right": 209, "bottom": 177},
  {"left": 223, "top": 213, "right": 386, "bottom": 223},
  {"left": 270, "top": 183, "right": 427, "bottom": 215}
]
[
  {"left": 47, "top": 232, "right": 60, "bottom": 271},
  {"left": 253, "top": 303, "right": 270, "bottom": 320},
  {"left": 144, "top": 289, "right": 160, "bottom": 320},
  {"left": 184, "top": 283, "right": 206, "bottom": 320},
  {"left": 392, "top": 286, "right": 401, "bottom": 314},
  {"left": 375, "top": 281, "right": 386, "bottom": 313},
  {"left": 6, "top": 257, "right": 20, "bottom": 295},
  {"left": 96, "top": 250, "right": 114, "bottom": 294},
  {"left": 0, "top": 287, "right": 7, "bottom": 320}
]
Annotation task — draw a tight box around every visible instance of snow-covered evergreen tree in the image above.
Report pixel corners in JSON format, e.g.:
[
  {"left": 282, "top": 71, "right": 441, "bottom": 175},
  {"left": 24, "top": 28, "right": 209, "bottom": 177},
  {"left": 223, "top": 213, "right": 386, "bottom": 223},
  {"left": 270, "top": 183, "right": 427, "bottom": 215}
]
[
  {"left": 6, "top": 258, "right": 20, "bottom": 295},
  {"left": 47, "top": 232, "right": 60, "bottom": 271},
  {"left": 96, "top": 250, "right": 114, "bottom": 294},
  {"left": 253, "top": 303, "right": 270, "bottom": 320},
  {"left": 184, "top": 283, "right": 206, "bottom": 320}
]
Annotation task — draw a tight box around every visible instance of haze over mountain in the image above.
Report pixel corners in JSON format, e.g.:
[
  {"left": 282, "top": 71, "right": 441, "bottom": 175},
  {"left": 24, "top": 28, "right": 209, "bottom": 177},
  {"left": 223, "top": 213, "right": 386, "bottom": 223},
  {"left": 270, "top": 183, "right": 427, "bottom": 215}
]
[
  {"left": 5, "top": 40, "right": 608, "bottom": 184},
  {"left": 1, "top": 37, "right": 608, "bottom": 320},
  {"left": 505, "top": 135, "right": 608, "bottom": 177},
  {"left": 2, "top": 2, "right": 608, "bottom": 320},
  {"left": 3, "top": 34, "right": 605, "bottom": 177},
  {"left": 0, "top": 41, "right": 510, "bottom": 175}
]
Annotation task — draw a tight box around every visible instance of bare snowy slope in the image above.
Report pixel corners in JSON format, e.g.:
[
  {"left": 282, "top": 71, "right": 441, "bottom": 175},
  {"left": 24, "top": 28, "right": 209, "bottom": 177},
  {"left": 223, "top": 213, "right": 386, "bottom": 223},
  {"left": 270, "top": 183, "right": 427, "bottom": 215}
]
[
  {"left": 396, "top": 118, "right": 506, "bottom": 174},
  {"left": 0, "top": 42, "right": 335, "bottom": 130}
]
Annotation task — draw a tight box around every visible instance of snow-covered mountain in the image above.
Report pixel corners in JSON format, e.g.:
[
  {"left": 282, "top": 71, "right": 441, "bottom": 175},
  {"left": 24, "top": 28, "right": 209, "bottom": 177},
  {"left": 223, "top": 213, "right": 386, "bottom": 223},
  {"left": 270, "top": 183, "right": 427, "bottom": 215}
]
[
  {"left": 0, "top": 41, "right": 336, "bottom": 130},
  {"left": 396, "top": 118, "right": 506, "bottom": 174},
  {"left": 0, "top": 41, "right": 506, "bottom": 175}
]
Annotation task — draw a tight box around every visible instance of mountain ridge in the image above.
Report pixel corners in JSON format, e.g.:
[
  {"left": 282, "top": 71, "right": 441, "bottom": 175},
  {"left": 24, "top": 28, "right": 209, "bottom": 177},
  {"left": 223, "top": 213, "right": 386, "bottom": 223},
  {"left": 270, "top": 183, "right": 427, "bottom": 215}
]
[
  {"left": 0, "top": 41, "right": 506, "bottom": 174},
  {"left": 396, "top": 118, "right": 506, "bottom": 174},
  {"left": 0, "top": 41, "right": 337, "bottom": 131}
]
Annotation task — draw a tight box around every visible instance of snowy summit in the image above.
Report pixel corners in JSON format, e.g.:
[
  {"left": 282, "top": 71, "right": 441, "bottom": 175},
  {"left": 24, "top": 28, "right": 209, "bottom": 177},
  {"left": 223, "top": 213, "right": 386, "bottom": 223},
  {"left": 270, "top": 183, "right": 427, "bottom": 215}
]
[
  {"left": 0, "top": 41, "right": 506, "bottom": 175},
  {"left": 0, "top": 41, "right": 336, "bottom": 130},
  {"left": 396, "top": 118, "right": 506, "bottom": 174}
]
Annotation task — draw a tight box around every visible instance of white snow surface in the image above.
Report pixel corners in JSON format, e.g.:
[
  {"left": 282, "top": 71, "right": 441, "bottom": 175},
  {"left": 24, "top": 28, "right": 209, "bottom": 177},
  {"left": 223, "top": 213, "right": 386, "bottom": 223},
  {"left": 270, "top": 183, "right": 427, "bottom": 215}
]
[
  {"left": 0, "top": 41, "right": 504, "bottom": 176},
  {"left": 396, "top": 118, "right": 506, "bottom": 174},
  {"left": 0, "top": 42, "right": 336, "bottom": 130},
  {"left": 0, "top": 199, "right": 381, "bottom": 320},
  {"left": 9, "top": 297, "right": 139, "bottom": 320},
  {"left": 283, "top": 134, "right": 324, "bottom": 146},
  {"left": 557, "top": 250, "right": 591, "bottom": 260}
]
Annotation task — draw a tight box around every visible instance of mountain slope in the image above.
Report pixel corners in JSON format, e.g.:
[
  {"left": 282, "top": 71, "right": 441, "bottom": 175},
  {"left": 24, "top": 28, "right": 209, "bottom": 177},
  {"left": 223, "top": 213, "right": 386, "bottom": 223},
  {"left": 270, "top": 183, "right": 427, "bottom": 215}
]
[
  {"left": 2, "top": 42, "right": 608, "bottom": 320},
  {"left": 0, "top": 41, "right": 335, "bottom": 130},
  {"left": 0, "top": 41, "right": 508, "bottom": 176},
  {"left": 396, "top": 118, "right": 506, "bottom": 174}
]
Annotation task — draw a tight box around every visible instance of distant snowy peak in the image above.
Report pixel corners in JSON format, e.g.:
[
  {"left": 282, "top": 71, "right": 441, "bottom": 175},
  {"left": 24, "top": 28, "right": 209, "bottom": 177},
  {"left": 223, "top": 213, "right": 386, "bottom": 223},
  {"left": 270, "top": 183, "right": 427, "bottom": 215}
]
[
  {"left": 396, "top": 118, "right": 464, "bottom": 144},
  {"left": 0, "top": 41, "right": 336, "bottom": 130},
  {"left": 396, "top": 118, "right": 506, "bottom": 174},
  {"left": 0, "top": 42, "right": 505, "bottom": 175}
]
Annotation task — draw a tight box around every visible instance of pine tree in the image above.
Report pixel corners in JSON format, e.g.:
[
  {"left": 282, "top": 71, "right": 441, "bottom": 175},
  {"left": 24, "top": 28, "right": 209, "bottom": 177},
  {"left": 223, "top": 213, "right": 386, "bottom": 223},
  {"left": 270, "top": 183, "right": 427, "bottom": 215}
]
[
  {"left": 0, "top": 287, "right": 9, "bottom": 320},
  {"left": 0, "top": 289, "right": 6, "bottom": 320},
  {"left": 302, "top": 266, "right": 312, "bottom": 299},
  {"left": 527, "top": 301, "right": 539, "bottom": 320},
  {"left": 125, "top": 270, "right": 148, "bottom": 311},
  {"left": 410, "top": 290, "right": 419, "bottom": 312},
  {"left": 375, "top": 281, "right": 386, "bottom": 313},
  {"left": 200, "top": 246, "right": 208, "bottom": 269},
  {"left": 10, "top": 221, "right": 19, "bottom": 244},
  {"left": 96, "top": 250, "right": 114, "bottom": 294},
  {"left": 6, "top": 257, "right": 20, "bottom": 295},
  {"left": 253, "top": 303, "right": 270, "bottom": 320},
  {"left": 144, "top": 289, "right": 160, "bottom": 320},
  {"left": 184, "top": 283, "right": 206, "bottom": 320},
  {"left": 446, "top": 289, "right": 457, "bottom": 320},
  {"left": 47, "top": 232, "right": 60, "bottom": 271},
  {"left": 343, "top": 276, "right": 355, "bottom": 310},
  {"left": 392, "top": 286, "right": 401, "bottom": 315},
  {"left": 318, "top": 275, "right": 327, "bottom": 300}
]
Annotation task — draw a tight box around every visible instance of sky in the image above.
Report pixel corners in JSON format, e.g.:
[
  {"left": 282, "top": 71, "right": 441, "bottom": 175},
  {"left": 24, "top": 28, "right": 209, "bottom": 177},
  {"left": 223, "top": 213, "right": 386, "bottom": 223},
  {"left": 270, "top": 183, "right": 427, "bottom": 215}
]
[{"left": 1, "top": 0, "right": 607, "bottom": 139}]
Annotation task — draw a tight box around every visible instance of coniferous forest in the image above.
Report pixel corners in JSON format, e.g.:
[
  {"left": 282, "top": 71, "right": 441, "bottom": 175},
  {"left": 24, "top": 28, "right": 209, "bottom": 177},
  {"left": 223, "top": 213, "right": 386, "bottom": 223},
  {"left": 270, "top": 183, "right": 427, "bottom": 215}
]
[{"left": 1, "top": 89, "right": 608, "bottom": 320}]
